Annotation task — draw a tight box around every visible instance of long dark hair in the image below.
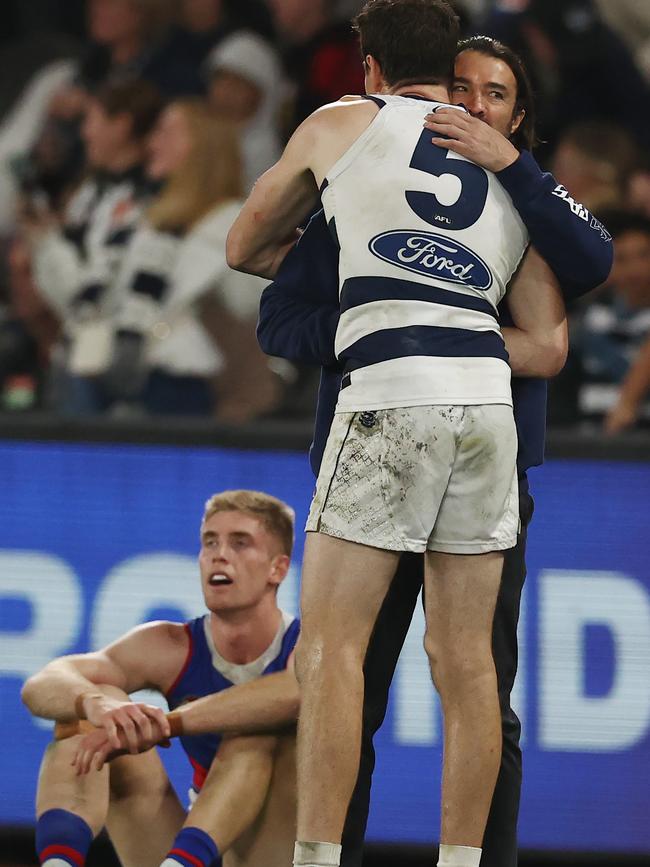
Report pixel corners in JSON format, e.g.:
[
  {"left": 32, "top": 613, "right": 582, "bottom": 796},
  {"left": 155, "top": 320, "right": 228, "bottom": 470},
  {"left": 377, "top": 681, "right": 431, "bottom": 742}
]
[{"left": 456, "top": 35, "right": 537, "bottom": 151}]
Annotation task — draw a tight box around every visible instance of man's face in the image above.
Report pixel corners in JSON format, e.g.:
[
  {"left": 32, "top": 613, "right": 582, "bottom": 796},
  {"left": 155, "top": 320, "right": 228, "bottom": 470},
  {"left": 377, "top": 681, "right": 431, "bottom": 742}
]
[
  {"left": 208, "top": 71, "right": 262, "bottom": 124},
  {"left": 199, "top": 510, "right": 287, "bottom": 614},
  {"left": 269, "top": 0, "right": 320, "bottom": 36},
  {"left": 147, "top": 105, "right": 193, "bottom": 181},
  {"left": 82, "top": 101, "right": 131, "bottom": 169},
  {"left": 451, "top": 50, "right": 523, "bottom": 140},
  {"left": 88, "top": 0, "right": 141, "bottom": 45}
]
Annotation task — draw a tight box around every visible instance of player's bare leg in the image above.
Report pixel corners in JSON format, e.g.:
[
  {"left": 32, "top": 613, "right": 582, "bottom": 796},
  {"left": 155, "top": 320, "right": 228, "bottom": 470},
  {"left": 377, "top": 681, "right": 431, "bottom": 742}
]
[
  {"left": 188, "top": 734, "right": 276, "bottom": 855},
  {"left": 106, "top": 749, "right": 185, "bottom": 867},
  {"left": 36, "top": 736, "right": 108, "bottom": 834},
  {"left": 227, "top": 731, "right": 296, "bottom": 867},
  {"left": 424, "top": 550, "right": 504, "bottom": 851},
  {"left": 295, "top": 532, "right": 399, "bottom": 856},
  {"left": 35, "top": 734, "right": 181, "bottom": 867}
]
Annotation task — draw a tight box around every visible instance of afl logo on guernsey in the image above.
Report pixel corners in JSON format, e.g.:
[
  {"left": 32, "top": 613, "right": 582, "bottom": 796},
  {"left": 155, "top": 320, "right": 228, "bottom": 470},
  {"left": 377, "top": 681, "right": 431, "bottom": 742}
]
[{"left": 369, "top": 230, "right": 493, "bottom": 290}]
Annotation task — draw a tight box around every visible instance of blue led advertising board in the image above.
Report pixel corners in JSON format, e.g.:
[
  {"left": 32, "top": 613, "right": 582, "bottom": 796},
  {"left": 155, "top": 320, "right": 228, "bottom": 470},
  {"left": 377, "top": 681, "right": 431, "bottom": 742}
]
[{"left": 0, "top": 440, "right": 648, "bottom": 854}]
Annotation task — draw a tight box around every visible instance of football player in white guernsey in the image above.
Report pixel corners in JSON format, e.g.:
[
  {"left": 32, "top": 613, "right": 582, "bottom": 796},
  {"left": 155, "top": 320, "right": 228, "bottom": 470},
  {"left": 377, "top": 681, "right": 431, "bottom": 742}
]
[
  {"left": 228, "top": 3, "right": 563, "bottom": 867},
  {"left": 22, "top": 491, "right": 300, "bottom": 867}
]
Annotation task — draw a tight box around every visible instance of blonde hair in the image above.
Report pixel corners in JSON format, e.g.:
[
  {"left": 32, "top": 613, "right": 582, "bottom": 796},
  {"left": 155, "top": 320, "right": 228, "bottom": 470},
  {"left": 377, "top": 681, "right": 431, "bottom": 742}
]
[
  {"left": 148, "top": 100, "right": 243, "bottom": 232},
  {"left": 202, "top": 490, "right": 295, "bottom": 557}
]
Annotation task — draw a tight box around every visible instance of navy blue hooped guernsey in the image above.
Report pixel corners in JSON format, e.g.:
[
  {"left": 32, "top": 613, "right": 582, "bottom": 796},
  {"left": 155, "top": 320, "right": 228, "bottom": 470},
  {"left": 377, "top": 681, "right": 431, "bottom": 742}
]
[
  {"left": 321, "top": 94, "right": 528, "bottom": 412},
  {"left": 166, "top": 611, "right": 300, "bottom": 791}
]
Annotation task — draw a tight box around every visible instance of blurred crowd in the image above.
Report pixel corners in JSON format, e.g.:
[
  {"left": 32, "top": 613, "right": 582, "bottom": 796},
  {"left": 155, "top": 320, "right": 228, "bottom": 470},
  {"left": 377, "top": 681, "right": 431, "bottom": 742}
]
[{"left": 0, "top": 0, "right": 649, "bottom": 432}]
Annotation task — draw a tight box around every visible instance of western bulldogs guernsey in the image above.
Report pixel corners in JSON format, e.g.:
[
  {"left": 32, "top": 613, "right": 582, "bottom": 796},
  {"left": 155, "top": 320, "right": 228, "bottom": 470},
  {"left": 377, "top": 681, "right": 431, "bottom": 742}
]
[
  {"left": 166, "top": 611, "right": 300, "bottom": 791},
  {"left": 321, "top": 94, "right": 529, "bottom": 411}
]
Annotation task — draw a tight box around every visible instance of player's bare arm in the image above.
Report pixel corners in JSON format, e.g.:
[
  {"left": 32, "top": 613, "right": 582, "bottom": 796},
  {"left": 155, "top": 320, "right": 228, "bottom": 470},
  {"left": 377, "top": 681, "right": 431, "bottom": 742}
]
[
  {"left": 502, "top": 246, "right": 568, "bottom": 377},
  {"left": 227, "top": 100, "right": 378, "bottom": 279},
  {"left": 424, "top": 107, "right": 520, "bottom": 173},
  {"left": 22, "top": 620, "right": 188, "bottom": 748},
  {"left": 176, "top": 661, "right": 299, "bottom": 737},
  {"left": 73, "top": 662, "right": 300, "bottom": 774}
]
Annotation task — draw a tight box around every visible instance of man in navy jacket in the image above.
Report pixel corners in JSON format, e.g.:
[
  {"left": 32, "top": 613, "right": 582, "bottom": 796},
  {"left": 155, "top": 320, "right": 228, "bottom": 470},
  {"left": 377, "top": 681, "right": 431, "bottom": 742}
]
[{"left": 257, "top": 37, "right": 612, "bottom": 867}]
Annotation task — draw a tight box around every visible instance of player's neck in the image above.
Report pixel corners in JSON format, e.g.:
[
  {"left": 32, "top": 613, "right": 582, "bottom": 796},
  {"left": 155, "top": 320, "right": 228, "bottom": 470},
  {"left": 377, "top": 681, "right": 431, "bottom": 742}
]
[
  {"left": 390, "top": 83, "right": 450, "bottom": 103},
  {"left": 209, "top": 602, "right": 283, "bottom": 665}
]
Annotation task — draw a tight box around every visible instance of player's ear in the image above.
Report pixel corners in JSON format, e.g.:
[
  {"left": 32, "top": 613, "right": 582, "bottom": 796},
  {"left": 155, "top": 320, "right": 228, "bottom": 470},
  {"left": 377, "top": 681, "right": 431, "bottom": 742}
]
[
  {"left": 269, "top": 553, "right": 290, "bottom": 586},
  {"left": 365, "top": 54, "right": 385, "bottom": 92},
  {"left": 510, "top": 107, "right": 525, "bottom": 136}
]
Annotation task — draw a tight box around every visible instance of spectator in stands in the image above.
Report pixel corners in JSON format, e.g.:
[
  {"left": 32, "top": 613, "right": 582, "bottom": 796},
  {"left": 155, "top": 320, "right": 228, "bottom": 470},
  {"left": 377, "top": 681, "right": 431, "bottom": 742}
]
[
  {"left": 594, "top": 0, "right": 650, "bottom": 84},
  {"left": 167, "top": 0, "right": 275, "bottom": 85},
  {"left": 574, "top": 211, "right": 650, "bottom": 424},
  {"left": 604, "top": 334, "right": 650, "bottom": 434},
  {"left": 269, "top": 0, "right": 365, "bottom": 133},
  {"left": 628, "top": 159, "right": 650, "bottom": 221},
  {"left": 77, "top": 0, "right": 178, "bottom": 95},
  {"left": 0, "top": 240, "right": 59, "bottom": 410},
  {"left": 108, "top": 100, "right": 279, "bottom": 419},
  {"left": 17, "top": 79, "right": 162, "bottom": 415},
  {"left": 551, "top": 121, "right": 640, "bottom": 212},
  {"left": 0, "top": 0, "right": 182, "bottom": 239},
  {"left": 480, "top": 0, "right": 650, "bottom": 154},
  {"left": 205, "top": 30, "right": 284, "bottom": 191}
]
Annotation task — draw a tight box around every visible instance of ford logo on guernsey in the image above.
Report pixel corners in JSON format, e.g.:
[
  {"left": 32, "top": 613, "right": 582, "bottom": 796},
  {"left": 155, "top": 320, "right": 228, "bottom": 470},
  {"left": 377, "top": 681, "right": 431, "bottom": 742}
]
[{"left": 369, "top": 230, "right": 493, "bottom": 290}]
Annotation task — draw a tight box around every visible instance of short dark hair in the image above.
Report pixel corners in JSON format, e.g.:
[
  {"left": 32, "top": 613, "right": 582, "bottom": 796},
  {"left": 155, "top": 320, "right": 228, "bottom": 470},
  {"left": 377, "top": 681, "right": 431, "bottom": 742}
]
[
  {"left": 455, "top": 36, "right": 537, "bottom": 152},
  {"left": 353, "top": 0, "right": 460, "bottom": 88},
  {"left": 92, "top": 79, "right": 163, "bottom": 141}
]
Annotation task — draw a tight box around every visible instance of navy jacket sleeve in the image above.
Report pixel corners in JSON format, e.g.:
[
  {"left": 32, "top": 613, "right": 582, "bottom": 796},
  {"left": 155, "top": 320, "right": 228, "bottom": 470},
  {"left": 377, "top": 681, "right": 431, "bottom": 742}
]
[
  {"left": 257, "top": 210, "right": 341, "bottom": 366},
  {"left": 496, "top": 150, "right": 613, "bottom": 300}
]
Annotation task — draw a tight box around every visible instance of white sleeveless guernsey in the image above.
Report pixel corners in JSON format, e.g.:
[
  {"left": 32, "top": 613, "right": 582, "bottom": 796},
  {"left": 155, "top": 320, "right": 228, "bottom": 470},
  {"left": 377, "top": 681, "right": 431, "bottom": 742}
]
[{"left": 320, "top": 94, "right": 529, "bottom": 411}]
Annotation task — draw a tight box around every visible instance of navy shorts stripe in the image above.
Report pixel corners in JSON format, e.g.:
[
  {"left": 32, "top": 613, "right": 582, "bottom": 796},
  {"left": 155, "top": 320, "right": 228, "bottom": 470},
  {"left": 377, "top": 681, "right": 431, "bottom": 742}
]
[
  {"left": 340, "top": 325, "right": 509, "bottom": 370},
  {"left": 339, "top": 275, "right": 498, "bottom": 319}
]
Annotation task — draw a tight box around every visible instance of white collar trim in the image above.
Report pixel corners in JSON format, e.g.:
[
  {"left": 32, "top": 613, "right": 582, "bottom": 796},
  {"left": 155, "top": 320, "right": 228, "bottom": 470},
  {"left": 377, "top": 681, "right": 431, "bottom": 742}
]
[{"left": 202, "top": 610, "right": 293, "bottom": 685}]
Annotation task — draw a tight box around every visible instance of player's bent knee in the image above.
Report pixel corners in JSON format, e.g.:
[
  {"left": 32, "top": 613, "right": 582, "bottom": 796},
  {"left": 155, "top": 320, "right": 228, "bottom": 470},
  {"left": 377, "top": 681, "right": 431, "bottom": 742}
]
[
  {"left": 108, "top": 753, "right": 171, "bottom": 803},
  {"left": 215, "top": 734, "right": 278, "bottom": 764}
]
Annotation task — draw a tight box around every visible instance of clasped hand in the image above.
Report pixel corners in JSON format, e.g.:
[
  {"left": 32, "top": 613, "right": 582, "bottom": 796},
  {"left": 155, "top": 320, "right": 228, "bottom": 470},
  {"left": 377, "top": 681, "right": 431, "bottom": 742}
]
[
  {"left": 73, "top": 696, "right": 171, "bottom": 774},
  {"left": 424, "top": 108, "right": 519, "bottom": 173}
]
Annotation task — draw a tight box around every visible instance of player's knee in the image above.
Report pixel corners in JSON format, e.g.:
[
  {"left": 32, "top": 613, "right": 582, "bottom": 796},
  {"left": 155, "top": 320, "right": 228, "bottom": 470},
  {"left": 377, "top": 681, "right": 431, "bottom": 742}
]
[
  {"left": 108, "top": 757, "right": 170, "bottom": 804},
  {"left": 424, "top": 631, "right": 493, "bottom": 694},
  {"left": 216, "top": 734, "right": 277, "bottom": 764},
  {"left": 41, "top": 735, "right": 86, "bottom": 774},
  {"left": 295, "top": 634, "right": 363, "bottom": 686}
]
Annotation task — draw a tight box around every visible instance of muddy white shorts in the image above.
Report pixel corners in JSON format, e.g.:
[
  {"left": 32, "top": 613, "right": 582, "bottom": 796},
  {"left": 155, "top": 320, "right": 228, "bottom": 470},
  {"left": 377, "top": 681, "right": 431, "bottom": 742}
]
[{"left": 305, "top": 405, "right": 519, "bottom": 554}]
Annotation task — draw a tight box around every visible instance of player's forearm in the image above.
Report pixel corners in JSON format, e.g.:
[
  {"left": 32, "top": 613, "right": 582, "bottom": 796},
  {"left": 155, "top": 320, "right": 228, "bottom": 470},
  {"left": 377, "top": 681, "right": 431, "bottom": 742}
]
[
  {"left": 227, "top": 228, "right": 298, "bottom": 280},
  {"left": 227, "top": 144, "right": 317, "bottom": 279},
  {"left": 21, "top": 659, "right": 109, "bottom": 721},
  {"left": 502, "top": 325, "right": 567, "bottom": 378},
  {"left": 173, "top": 670, "right": 300, "bottom": 737}
]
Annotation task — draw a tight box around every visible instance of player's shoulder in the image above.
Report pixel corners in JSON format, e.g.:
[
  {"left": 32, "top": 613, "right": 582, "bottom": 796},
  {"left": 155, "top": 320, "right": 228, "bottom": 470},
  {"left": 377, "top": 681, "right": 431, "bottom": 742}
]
[
  {"left": 119, "top": 619, "right": 191, "bottom": 651},
  {"left": 285, "top": 97, "right": 377, "bottom": 162},
  {"left": 306, "top": 96, "right": 378, "bottom": 129}
]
